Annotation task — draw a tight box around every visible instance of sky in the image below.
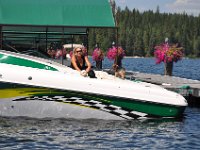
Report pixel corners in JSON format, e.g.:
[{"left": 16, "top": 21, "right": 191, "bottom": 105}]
[{"left": 114, "top": 0, "right": 200, "bottom": 16}]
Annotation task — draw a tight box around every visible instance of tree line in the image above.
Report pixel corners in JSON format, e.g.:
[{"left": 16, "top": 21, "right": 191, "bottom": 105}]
[{"left": 86, "top": 7, "right": 200, "bottom": 58}]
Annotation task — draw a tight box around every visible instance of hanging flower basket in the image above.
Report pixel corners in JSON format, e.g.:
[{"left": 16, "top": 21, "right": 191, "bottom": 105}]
[
  {"left": 92, "top": 48, "right": 104, "bottom": 62},
  {"left": 154, "top": 43, "right": 183, "bottom": 76},
  {"left": 107, "top": 46, "right": 125, "bottom": 60},
  {"left": 92, "top": 48, "right": 104, "bottom": 69}
]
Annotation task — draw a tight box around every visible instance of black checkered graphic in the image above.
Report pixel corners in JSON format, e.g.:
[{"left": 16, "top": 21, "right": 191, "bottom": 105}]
[{"left": 15, "top": 96, "right": 149, "bottom": 119}]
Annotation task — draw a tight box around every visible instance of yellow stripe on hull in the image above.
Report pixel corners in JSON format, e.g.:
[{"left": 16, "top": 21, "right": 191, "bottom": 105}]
[{"left": 0, "top": 88, "right": 50, "bottom": 98}]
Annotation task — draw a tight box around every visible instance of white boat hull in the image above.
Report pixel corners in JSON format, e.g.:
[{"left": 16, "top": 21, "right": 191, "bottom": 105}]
[{"left": 0, "top": 50, "right": 188, "bottom": 120}]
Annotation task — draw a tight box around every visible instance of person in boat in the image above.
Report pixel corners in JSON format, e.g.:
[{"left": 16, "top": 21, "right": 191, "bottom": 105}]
[{"left": 71, "top": 47, "right": 96, "bottom": 78}]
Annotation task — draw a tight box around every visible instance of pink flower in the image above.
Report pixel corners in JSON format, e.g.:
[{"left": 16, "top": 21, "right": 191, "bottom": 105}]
[
  {"left": 107, "top": 46, "right": 125, "bottom": 60},
  {"left": 92, "top": 48, "right": 104, "bottom": 61},
  {"left": 154, "top": 43, "right": 183, "bottom": 64},
  {"left": 55, "top": 49, "right": 67, "bottom": 59}
]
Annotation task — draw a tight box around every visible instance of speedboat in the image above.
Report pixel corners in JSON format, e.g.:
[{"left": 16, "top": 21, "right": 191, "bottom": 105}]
[{"left": 0, "top": 49, "right": 187, "bottom": 120}]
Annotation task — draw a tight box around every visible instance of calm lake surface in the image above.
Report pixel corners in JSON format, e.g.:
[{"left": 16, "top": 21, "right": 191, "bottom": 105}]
[
  {"left": 0, "top": 58, "right": 200, "bottom": 149},
  {"left": 102, "top": 57, "right": 200, "bottom": 81}
]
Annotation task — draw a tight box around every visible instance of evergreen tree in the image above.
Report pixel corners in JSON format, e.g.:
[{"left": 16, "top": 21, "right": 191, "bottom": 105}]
[{"left": 85, "top": 6, "right": 200, "bottom": 57}]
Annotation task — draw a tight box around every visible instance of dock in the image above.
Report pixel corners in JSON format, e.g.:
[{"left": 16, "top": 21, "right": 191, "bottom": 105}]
[{"left": 125, "top": 71, "right": 200, "bottom": 106}]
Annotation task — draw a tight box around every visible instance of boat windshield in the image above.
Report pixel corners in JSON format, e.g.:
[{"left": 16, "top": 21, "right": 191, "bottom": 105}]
[
  {"left": 3, "top": 43, "right": 50, "bottom": 59},
  {"left": 21, "top": 50, "right": 49, "bottom": 59}
]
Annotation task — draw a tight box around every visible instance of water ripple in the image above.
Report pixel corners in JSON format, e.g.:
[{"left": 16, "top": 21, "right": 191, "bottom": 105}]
[{"left": 0, "top": 108, "right": 200, "bottom": 149}]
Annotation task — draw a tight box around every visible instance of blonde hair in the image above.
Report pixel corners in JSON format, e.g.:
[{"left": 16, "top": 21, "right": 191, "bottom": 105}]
[{"left": 73, "top": 47, "right": 82, "bottom": 55}]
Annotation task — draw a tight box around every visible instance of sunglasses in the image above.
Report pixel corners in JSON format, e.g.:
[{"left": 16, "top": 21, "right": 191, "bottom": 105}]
[{"left": 76, "top": 50, "right": 82, "bottom": 53}]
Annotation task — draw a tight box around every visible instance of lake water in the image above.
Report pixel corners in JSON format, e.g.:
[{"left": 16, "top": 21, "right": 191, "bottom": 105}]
[
  {"left": 101, "top": 57, "right": 200, "bottom": 81},
  {"left": 1, "top": 58, "right": 200, "bottom": 149}
]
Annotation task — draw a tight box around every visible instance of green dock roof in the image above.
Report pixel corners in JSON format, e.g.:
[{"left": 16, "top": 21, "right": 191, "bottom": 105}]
[{"left": 0, "top": 0, "right": 115, "bottom": 28}]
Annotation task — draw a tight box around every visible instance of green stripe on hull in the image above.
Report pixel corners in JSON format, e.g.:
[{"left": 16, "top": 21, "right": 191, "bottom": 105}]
[
  {"left": 107, "top": 97, "right": 184, "bottom": 117},
  {"left": 0, "top": 82, "right": 185, "bottom": 118},
  {"left": 77, "top": 93, "right": 185, "bottom": 118},
  {"left": 0, "top": 53, "right": 58, "bottom": 71}
]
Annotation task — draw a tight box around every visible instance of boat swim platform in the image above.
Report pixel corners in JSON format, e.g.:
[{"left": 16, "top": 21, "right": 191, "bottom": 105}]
[{"left": 124, "top": 70, "right": 200, "bottom": 106}]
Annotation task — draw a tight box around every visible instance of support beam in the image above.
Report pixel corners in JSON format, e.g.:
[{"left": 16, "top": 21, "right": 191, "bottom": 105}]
[{"left": 0, "top": 26, "right": 2, "bottom": 49}]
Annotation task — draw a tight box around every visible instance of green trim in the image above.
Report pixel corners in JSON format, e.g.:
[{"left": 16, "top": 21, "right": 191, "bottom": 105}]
[
  {"left": 82, "top": 93, "right": 185, "bottom": 117},
  {"left": 0, "top": 53, "right": 58, "bottom": 71},
  {"left": 0, "top": 82, "right": 186, "bottom": 118}
]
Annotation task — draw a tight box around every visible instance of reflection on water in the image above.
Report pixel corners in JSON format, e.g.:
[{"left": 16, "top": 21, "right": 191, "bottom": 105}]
[{"left": 1, "top": 108, "right": 200, "bottom": 149}]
